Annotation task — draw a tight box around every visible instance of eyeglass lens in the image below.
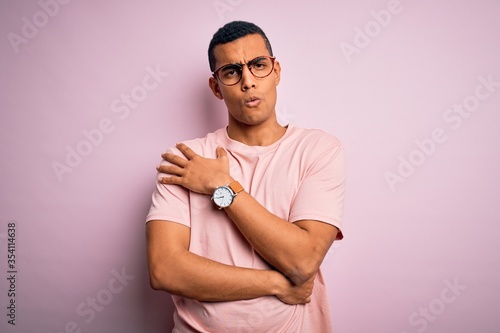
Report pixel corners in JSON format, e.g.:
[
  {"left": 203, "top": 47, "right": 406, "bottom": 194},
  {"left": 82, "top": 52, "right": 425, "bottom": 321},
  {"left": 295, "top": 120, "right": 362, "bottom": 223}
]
[{"left": 217, "top": 57, "right": 274, "bottom": 86}]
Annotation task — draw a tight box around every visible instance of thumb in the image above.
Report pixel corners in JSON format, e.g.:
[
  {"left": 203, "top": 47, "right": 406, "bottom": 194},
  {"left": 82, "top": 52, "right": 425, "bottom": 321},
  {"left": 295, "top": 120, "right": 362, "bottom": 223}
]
[{"left": 216, "top": 146, "right": 227, "bottom": 158}]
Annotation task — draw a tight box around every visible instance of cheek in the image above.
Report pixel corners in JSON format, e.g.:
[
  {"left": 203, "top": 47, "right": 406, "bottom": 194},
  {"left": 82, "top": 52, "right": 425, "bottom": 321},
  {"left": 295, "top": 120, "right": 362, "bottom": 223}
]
[
  {"left": 220, "top": 88, "right": 239, "bottom": 102},
  {"left": 225, "top": 95, "right": 241, "bottom": 107},
  {"left": 221, "top": 94, "right": 242, "bottom": 113},
  {"left": 264, "top": 84, "right": 277, "bottom": 102}
]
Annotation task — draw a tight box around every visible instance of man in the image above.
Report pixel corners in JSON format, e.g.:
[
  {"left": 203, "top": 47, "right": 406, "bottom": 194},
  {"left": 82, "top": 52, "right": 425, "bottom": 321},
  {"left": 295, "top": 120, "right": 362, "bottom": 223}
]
[{"left": 146, "top": 21, "right": 345, "bottom": 332}]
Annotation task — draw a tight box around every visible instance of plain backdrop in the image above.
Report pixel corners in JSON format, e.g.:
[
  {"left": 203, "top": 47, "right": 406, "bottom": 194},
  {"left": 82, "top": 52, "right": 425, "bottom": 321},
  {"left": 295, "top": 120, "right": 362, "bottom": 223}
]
[{"left": 1, "top": 0, "right": 499, "bottom": 332}]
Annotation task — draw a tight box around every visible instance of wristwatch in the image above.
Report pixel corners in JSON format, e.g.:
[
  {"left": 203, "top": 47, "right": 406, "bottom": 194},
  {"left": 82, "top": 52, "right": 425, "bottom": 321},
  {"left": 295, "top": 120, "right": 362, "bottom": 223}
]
[{"left": 211, "top": 181, "right": 244, "bottom": 209}]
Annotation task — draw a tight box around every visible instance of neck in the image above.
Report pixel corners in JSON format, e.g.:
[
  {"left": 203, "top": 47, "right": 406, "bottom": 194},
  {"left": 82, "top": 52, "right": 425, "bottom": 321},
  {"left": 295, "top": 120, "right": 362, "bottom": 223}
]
[{"left": 227, "top": 120, "right": 287, "bottom": 146}]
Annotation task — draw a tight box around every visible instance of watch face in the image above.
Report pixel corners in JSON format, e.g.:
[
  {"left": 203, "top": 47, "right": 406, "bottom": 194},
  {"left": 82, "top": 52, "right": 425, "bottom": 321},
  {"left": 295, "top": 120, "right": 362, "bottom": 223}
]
[{"left": 213, "top": 186, "right": 233, "bottom": 208}]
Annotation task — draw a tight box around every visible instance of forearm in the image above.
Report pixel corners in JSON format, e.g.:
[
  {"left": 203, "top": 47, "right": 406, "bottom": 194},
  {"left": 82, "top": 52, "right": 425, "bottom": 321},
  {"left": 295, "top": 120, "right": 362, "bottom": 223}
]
[
  {"left": 225, "top": 191, "right": 336, "bottom": 285},
  {"left": 149, "top": 247, "right": 283, "bottom": 302}
]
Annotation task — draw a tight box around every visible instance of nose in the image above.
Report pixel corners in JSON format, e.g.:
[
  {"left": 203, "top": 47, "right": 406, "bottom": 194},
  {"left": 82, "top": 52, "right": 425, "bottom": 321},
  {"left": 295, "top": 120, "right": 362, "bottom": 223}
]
[{"left": 240, "top": 65, "right": 256, "bottom": 91}]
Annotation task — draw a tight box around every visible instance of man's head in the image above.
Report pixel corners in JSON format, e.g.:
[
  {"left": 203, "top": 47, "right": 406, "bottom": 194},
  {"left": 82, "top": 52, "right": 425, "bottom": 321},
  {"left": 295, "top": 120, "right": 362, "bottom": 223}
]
[
  {"left": 208, "top": 21, "right": 273, "bottom": 72},
  {"left": 207, "top": 21, "right": 281, "bottom": 134}
]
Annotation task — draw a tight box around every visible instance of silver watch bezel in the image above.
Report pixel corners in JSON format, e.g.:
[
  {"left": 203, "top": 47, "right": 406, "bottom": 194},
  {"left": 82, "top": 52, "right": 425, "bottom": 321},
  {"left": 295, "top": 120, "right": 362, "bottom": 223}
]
[{"left": 211, "top": 185, "right": 236, "bottom": 209}]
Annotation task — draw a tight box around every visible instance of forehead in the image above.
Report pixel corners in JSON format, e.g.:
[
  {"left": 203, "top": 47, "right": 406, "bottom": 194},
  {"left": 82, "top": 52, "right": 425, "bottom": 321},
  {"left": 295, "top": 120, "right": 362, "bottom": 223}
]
[{"left": 213, "top": 34, "right": 270, "bottom": 67}]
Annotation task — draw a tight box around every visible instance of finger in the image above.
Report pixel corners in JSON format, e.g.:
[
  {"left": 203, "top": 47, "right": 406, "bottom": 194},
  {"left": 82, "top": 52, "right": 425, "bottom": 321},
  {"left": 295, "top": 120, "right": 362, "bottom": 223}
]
[
  {"left": 157, "top": 164, "right": 184, "bottom": 176},
  {"left": 305, "top": 297, "right": 311, "bottom": 303},
  {"left": 159, "top": 175, "right": 183, "bottom": 185},
  {"left": 161, "top": 153, "right": 188, "bottom": 167},
  {"left": 176, "top": 143, "right": 197, "bottom": 159},
  {"left": 216, "top": 146, "right": 227, "bottom": 158}
]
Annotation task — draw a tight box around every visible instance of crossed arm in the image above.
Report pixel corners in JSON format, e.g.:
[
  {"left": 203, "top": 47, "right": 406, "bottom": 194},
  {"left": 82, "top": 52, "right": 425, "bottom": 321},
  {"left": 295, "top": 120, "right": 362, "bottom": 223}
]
[
  {"left": 147, "top": 220, "right": 314, "bottom": 303},
  {"left": 147, "top": 143, "right": 338, "bottom": 303}
]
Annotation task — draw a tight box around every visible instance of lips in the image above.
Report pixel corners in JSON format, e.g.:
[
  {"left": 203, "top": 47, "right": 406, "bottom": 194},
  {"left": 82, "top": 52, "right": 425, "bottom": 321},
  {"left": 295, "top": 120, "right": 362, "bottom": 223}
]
[{"left": 244, "top": 96, "right": 261, "bottom": 107}]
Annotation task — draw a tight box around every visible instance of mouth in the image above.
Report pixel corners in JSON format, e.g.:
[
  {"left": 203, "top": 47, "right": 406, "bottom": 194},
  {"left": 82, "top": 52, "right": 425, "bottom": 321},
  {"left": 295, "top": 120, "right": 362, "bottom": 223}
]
[{"left": 244, "top": 96, "right": 261, "bottom": 107}]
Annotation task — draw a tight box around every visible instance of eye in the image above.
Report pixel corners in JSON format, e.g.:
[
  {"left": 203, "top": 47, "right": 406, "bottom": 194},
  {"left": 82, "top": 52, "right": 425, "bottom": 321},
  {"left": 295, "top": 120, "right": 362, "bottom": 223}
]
[
  {"left": 220, "top": 65, "right": 241, "bottom": 78},
  {"left": 250, "top": 58, "right": 269, "bottom": 71}
]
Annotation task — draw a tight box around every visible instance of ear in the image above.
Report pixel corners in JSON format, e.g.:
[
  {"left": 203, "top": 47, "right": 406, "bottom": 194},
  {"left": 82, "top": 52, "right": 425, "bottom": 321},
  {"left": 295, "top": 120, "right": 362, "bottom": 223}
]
[
  {"left": 209, "top": 77, "right": 224, "bottom": 100},
  {"left": 273, "top": 60, "right": 281, "bottom": 86}
]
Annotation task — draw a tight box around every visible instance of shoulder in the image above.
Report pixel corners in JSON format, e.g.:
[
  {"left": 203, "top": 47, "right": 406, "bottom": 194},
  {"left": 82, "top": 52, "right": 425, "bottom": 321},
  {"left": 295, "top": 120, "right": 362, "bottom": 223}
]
[
  {"left": 287, "top": 126, "right": 343, "bottom": 151},
  {"left": 172, "top": 128, "right": 225, "bottom": 157}
]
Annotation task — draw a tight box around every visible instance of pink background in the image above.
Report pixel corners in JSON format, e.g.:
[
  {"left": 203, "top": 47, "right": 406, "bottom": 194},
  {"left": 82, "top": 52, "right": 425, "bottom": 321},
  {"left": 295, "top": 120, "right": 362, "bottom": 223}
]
[{"left": 1, "top": 0, "right": 499, "bottom": 332}]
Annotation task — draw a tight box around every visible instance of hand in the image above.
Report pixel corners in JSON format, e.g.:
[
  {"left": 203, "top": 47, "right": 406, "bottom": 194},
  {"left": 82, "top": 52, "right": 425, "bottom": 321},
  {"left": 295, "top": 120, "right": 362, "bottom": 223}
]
[
  {"left": 274, "top": 272, "right": 315, "bottom": 305},
  {"left": 157, "top": 143, "right": 233, "bottom": 195}
]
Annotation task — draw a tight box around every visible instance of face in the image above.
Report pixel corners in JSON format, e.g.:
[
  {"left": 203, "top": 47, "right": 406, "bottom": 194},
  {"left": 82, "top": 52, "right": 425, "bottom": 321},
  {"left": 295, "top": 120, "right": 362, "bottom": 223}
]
[{"left": 209, "top": 34, "right": 281, "bottom": 129}]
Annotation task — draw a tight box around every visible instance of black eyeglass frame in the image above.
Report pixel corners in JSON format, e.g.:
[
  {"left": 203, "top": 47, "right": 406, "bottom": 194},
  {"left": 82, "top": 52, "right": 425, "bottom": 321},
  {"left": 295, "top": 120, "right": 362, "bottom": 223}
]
[{"left": 212, "top": 56, "right": 277, "bottom": 86}]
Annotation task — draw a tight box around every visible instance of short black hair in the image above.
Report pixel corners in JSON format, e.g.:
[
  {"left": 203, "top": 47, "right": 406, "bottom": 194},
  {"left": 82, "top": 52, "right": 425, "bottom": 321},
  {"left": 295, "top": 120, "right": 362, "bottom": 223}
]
[{"left": 208, "top": 21, "right": 273, "bottom": 72}]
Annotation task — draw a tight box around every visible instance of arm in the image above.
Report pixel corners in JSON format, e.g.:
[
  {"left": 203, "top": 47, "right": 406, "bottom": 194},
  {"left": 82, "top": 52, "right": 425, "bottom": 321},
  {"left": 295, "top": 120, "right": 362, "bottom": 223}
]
[
  {"left": 146, "top": 219, "right": 314, "bottom": 303},
  {"left": 158, "top": 143, "right": 341, "bottom": 286},
  {"left": 225, "top": 194, "right": 338, "bottom": 286}
]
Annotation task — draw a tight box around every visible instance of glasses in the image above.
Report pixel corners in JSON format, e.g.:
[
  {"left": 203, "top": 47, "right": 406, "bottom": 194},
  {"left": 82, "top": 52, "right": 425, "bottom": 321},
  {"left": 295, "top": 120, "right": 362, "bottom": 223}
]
[{"left": 212, "top": 56, "right": 276, "bottom": 86}]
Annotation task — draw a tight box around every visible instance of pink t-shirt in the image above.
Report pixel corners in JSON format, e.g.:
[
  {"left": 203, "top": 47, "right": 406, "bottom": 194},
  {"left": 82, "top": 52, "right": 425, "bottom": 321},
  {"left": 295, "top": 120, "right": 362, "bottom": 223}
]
[{"left": 147, "top": 125, "right": 345, "bottom": 333}]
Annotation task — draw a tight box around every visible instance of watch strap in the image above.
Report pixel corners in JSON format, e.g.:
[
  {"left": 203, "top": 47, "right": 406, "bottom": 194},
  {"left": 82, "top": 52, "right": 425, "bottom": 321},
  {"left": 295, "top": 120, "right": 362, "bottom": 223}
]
[{"left": 228, "top": 181, "right": 244, "bottom": 195}]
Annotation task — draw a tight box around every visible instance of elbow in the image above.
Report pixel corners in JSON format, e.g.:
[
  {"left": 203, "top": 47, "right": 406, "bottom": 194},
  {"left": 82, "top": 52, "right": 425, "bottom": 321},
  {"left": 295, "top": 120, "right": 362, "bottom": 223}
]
[
  {"left": 149, "top": 276, "right": 162, "bottom": 291},
  {"left": 148, "top": 265, "right": 176, "bottom": 293},
  {"left": 148, "top": 264, "right": 189, "bottom": 297},
  {"left": 148, "top": 266, "right": 165, "bottom": 291},
  {"left": 289, "top": 271, "right": 315, "bottom": 287},
  {"left": 288, "top": 242, "right": 332, "bottom": 285},
  {"left": 287, "top": 262, "right": 319, "bottom": 286}
]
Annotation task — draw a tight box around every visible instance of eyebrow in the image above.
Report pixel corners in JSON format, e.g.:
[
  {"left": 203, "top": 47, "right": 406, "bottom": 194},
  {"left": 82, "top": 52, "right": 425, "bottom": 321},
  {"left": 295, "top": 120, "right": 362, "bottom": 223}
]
[
  {"left": 222, "top": 63, "right": 242, "bottom": 68},
  {"left": 222, "top": 56, "right": 267, "bottom": 68}
]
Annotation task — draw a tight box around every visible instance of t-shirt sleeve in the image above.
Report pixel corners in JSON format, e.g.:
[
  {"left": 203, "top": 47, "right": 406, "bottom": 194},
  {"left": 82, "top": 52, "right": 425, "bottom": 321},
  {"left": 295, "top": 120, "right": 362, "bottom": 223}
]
[
  {"left": 289, "top": 138, "right": 345, "bottom": 240},
  {"left": 145, "top": 148, "right": 190, "bottom": 227}
]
